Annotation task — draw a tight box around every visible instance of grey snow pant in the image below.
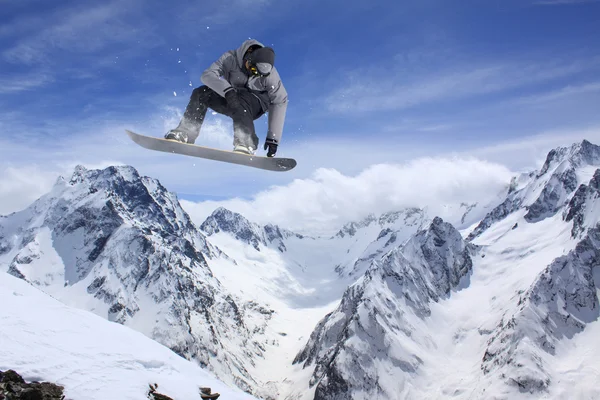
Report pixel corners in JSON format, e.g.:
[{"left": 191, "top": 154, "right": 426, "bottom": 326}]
[{"left": 177, "top": 85, "right": 263, "bottom": 149}]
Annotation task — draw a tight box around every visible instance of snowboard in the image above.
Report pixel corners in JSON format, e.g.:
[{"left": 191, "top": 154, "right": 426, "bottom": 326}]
[{"left": 125, "top": 130, "right": 297, "bottom": 172}]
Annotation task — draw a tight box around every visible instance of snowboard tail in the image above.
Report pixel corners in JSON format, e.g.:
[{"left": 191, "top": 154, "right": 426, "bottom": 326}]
[{"left": 125, "top": 130, "right": 296, "bottom": 172}]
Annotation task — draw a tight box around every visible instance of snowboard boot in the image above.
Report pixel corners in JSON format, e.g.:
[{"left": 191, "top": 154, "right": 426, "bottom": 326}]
[
  {"left": 233, "top": 144, "right": 255, "bottom": 155},
  {"left": 164, "top": 130, "right": 189, "bottom": 144}
]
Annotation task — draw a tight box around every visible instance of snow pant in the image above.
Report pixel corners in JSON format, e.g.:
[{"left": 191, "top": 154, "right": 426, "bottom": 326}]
[{"left": 176, "top": 85, "right": 264, "bottom": 149}]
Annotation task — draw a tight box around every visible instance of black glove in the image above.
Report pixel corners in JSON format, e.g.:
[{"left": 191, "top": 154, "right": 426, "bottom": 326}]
[
  {"left": 224, "top": 88, "right": 242, "bottom": 113},
  {"left": 263, "top": 138, "right": 278, "bottom": 157}
]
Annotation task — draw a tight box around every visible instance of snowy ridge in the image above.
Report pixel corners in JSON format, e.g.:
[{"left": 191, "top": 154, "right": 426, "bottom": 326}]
[
  {"left": 332, "top": 208, "right": 427, "bottom": 277},
  {"left": 293, "top": 217, "right": 476, "bottom": 400},
  {"left": 481, "top": 226, "right": 600, "bottom": 393},
  {"left": 480, "top": 167, "right": 600, "bottom": 393},
  {"left": 468, "top": 140, "right": 600, "bottom": 240},
  {"left": 466, "top": 172, "right": 535, "bottom": 240},
  {"left": 0, "top": 165, "right": 272, "bottom": 394},
  {"left": 201, "top": 206, "right": 304, "bottom": 252},
  {"left": 333, "top": 209, "right": 425, "bottom": 239}
]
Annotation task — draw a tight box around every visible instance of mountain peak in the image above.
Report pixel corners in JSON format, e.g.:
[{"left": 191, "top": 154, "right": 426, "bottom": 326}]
[
  {"left": 68, "top": 164, "right": 88, "bottom": 184},
  {"left": 334, "top": 209, "right": 426, "bottom": 239},
  {"left": 335, "top": 214, "right": 377, "bottom": 238},
  {"left": 540, "top": 140, "right": 600, "bottom": 176},
  {"left": 67, "top": 165, "right": 141, "bottom": 186},
  {"left": 200, "top": 207, "right": 301, "bottom": 252},
  {"left": 201, "top": 207, "right": 253, "bottom": 235}
]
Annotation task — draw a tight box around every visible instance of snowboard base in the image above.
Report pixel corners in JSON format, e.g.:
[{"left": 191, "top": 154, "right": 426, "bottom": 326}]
[{"left": 125, "top": 130, "right": 296, "bottom": 172}]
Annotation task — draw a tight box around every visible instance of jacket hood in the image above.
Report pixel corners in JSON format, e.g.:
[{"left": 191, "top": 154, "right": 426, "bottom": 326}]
[{"left": 235, "top": 39, "right": 265, "bottom": 67}]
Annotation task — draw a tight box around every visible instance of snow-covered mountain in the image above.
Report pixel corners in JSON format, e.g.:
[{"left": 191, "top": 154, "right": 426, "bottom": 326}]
[
  {"left": 478, "top": 159, "right": 600, "bottom": 396},
  {"left": 468, "top": 139, "right": 600, "bottom": 240},
  {"left": 201, "top": 206, "right": 304, "bottom": 252},
  {"left": 3, "top": 140, "right": 600, "bottom": 400},
  {"left": 0, "top": 165, "right": 273, "bottom": 393},
  {"left": 331, "top": 208, "right": 428, "bottom": 277},
  {"left": 293, "top": 217, "right": 477, "bottom": 400},
  {"left": 284, "top": 140, "right": 600, "bottom": 399}
]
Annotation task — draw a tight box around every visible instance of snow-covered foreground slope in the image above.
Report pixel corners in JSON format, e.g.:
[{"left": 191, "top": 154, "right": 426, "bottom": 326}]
[{"left": 0, "top": 272, "right": 257, "bottom": 400}]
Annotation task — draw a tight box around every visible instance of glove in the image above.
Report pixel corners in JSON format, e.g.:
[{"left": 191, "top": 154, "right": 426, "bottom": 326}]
[
  {"left": 224, "top": 88, "right": 242, "bottom": 113},
  {"left": 263, "top": 138, "right": 278, "bottom": 157}
]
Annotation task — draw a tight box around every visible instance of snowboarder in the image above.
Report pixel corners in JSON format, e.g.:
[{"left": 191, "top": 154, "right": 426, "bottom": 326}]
[{"left": 165, "top": 39, "right": 288, "bottom": 157}]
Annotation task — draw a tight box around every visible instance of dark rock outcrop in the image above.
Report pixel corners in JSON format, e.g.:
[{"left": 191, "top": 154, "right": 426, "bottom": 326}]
[{"left": 0, "top": 370, "right": 64, "bottom": 400}]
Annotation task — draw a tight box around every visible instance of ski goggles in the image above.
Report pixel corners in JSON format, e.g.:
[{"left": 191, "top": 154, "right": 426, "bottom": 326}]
[{"left": 249, "top": 62, "right": 272, "bottom": 77}]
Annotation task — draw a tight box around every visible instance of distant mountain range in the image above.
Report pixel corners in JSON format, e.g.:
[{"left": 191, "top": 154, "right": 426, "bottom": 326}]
[{"left": 2, "top": 140, "right": 600, "bottom": 400}]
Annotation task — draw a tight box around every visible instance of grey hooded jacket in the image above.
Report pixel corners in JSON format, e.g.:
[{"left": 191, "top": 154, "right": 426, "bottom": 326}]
[{"left": 200, "top": 39, "right": 288, "bottom": 143}]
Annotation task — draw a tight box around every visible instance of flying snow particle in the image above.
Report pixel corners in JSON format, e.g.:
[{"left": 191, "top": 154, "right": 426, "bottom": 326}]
[
  {"left": 189, "top": 81, "right": 193, "bottom": 87},
  {"left": 173, "top": 91, "right": 177, "bottom": 97},
  {"left": 177, "top": 47, "right": 180, "bottom": 51}
]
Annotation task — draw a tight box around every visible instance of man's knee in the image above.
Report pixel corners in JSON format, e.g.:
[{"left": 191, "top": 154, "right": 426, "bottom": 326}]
[{"left": 191, "top": 85, "right": 212, "bottom": 99}]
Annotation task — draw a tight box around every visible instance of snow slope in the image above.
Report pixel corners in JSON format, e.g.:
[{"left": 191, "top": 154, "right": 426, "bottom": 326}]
[{"left": 0, "top": 272, "right": 257, "bottom": 400}]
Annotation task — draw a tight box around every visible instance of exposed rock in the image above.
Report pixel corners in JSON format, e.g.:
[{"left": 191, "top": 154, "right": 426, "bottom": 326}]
[
  {"left": 0, "top": 369, "right": 64, "bottom": 400},
  {"left": 564, "top": 169, "right": 600, "bottom": 237}
]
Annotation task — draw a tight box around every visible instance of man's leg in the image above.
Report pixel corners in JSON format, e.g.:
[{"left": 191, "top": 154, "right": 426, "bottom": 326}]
[
  {"left": 172, "top": 86, "right": 228, "bottom": 144},
  {"left": 231, "top": 91, "right": 263, "bottom": 150}
]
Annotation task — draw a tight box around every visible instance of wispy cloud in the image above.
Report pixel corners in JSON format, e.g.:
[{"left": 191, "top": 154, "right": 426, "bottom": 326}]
[
  {"left": 2, "top": 0, "right": 153, "bottom": 65},
  {"left": 513, "top": 81, "right": 600, "bottom": 105},
  {"left": 0, "top": 164, "right": 58, "bottom": 215},
  {"left": 0, "top": 73, "right": 54, "bottom": 93},
  {"left": 460, "top": 125, "right": 600, "bottom": 165},
  {"left": 323, "top": 56, "right": 600, "bottom": 114},
  {"left": 182, "top": 0, "right": 273, "bottom": 26},
  {"left": 535, "top": 0, "right": 599, "bottom": 4}
]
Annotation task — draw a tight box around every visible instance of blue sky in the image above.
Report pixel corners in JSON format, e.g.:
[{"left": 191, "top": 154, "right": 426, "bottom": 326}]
[{"left": 1, "top": 0, "right": 600, "bottom": 228}]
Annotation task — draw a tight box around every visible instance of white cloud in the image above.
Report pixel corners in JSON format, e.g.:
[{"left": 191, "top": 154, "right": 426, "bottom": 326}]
[
  {"left": 0, "top": 164, "right": 60, "bottom": 215},
  {"left": 181, "top": 157, "right": 513, "bottom": 236}
]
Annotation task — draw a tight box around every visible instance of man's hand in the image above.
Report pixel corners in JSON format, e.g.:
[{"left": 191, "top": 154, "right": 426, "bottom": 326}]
[
  {"left": 263, "top": 138, "right": 278, "bottom": 157},
  {"left": 224, "top": 88, "right": 242, "bottom": 113}
]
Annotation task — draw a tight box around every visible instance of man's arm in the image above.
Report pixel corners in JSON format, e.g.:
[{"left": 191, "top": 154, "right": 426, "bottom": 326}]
[
  {"left": 266, "top": 68, "right": 288, "bottom": 143},
  {"left": 200, "top": 52, "right": 234, "bottom": 97}
]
